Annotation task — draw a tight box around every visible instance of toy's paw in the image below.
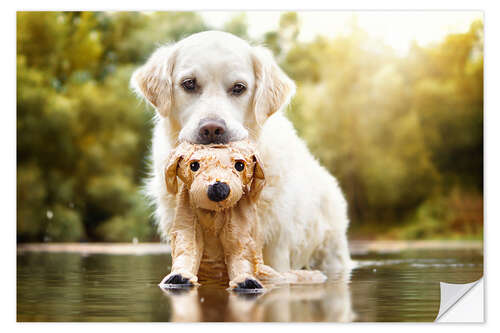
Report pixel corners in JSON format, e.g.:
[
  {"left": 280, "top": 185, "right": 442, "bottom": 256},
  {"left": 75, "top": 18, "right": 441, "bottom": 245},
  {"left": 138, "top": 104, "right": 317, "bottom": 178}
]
[
  {"left": 159, "top": 271, "right": 198, "bottom": 289},
  {"left": 165, "top": 274, "right": 192, "bottom": 285},
  {"left": 230, "top": 275, "right": 264, "bottom": 293},
  {"left": 236, "top": 278, "right": 263, "bottom": 290}
]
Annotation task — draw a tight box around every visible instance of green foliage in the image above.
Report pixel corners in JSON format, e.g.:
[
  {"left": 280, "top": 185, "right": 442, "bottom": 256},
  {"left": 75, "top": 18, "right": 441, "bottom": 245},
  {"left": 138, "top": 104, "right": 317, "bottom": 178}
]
[
  {"left": 17, "top": 164, "right": 47, "bottom": 239},
  {"left": 408, "top": 22, "right": 483, "bottom": 190},
  {"left": 274, "top": 19, "right": 483, "bottom": 238},
  {"left": 17, "top": 12, "right": 483, "bottom": 242},
  {"left": 386, "top": 189, "right": 483, "bottom": 240},
  {"left": 95, "top": 192, "right": 156, "bottom": 242},
  {"left": 45, "top": 205, "right": 85, "bottom": 242},
  {"left": 223, "top": 13, "right": 249, "bottom": 39}
]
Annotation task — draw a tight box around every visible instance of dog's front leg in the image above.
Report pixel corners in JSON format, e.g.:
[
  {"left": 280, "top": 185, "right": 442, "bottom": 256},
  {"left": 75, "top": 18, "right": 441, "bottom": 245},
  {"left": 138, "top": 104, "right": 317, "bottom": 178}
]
[
  {"left": 220, "top": 198, "right": 264, "bottom": 291},
  {"left": 160, "top": 188, "right": 204, "bottom": 287}
]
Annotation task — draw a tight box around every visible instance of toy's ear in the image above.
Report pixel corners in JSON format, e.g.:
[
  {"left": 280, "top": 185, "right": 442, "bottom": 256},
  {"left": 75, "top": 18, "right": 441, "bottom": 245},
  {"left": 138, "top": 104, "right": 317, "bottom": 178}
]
[
  {"left": 165, "top": 153, "right": 182, "bottom": 195},
  {"left": 130, "top": 44, "right": 176, "bottom": 118},
  {"left": 164, "top": 143, "right": 193, "bottom": 194},
  {"left": 249, "top": 154, "right": 266, "bottom": 200},
  {"left": 251, "top": 45, "right": 296, "bottom": 126}
]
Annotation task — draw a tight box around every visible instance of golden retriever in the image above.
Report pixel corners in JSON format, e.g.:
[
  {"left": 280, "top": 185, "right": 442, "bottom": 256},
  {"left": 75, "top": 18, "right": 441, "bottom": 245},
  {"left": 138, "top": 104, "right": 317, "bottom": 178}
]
[{"left": 131, "top": 31, "right": 352, "bottom": 285}]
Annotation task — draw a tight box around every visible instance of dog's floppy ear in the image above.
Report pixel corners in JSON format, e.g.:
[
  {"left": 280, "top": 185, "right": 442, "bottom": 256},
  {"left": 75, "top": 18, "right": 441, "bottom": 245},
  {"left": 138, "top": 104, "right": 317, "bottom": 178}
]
[
  {"left": 130, "top": 44, "right": 176, "bottom": 118},
  {"left": 249, "top": 154, "right": 266, "bottom": 200},
  {"left": 164, "top": 143, "right": 193, "bottom": 194},
  {"left": 251, "top": 46, "right": 296, "bottom": 126}
]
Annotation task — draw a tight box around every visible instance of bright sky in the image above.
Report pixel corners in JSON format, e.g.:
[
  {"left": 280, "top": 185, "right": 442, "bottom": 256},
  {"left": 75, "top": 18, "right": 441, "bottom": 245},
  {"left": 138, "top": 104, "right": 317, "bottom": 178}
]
[{"left": 200, "top": 11, "right": 483, "bottom": 55}]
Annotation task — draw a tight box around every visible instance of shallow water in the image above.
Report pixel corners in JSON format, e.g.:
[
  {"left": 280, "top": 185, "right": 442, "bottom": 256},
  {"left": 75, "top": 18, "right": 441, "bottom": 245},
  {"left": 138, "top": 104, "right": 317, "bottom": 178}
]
[{"left": 17, "top": 248, "right": 483, "bottom": 322}]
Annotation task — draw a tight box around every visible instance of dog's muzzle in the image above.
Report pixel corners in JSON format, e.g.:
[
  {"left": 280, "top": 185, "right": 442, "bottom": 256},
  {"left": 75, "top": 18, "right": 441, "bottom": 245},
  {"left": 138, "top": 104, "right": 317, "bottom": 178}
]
[{"left": 207, "top": 181, "right": 230, "bottom": 202}]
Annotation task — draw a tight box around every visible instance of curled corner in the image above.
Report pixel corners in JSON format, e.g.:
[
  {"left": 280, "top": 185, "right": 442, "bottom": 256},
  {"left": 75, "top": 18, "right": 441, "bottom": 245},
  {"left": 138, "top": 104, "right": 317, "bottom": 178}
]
[{"left": 435, "top": 278, "right": 483, "bottom": 322}]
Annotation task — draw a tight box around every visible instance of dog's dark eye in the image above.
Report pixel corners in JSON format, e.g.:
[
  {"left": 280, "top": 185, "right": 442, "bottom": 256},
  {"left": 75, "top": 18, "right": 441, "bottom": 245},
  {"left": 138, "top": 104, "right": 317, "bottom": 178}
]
[
  {"left": 182, "top": 79, "right": 196, "bottom": 92},
  {"left": 235, "top": 161, "right": 245, "bottom": 172},
  {"left": 190, "top": 161, "right": 200, "bottom": 172},
  {"left": 231, "top": 83, "right": 246, "bottom": 96}
]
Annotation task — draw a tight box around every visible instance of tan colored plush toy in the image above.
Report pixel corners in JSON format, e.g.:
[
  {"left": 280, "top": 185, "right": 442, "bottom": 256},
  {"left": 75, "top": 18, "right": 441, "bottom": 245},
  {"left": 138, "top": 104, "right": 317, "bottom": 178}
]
[{"left": 160, "top": 141, "right": 326, "bottom": 291}]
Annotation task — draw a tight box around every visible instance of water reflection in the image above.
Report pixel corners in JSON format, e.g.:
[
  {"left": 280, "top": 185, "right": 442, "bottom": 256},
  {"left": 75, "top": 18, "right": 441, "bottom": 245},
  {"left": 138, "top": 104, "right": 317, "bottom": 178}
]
[
  {"left": 16, "top": 248, "right": 483, "bottom": 322},
  {"left": 161, "top": 271, "right": 355, "bottom": 322}
]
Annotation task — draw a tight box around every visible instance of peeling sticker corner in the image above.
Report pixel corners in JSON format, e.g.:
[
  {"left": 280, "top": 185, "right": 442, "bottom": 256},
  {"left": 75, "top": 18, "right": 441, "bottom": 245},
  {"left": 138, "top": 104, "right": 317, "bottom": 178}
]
[{"left": 435, "top": 278, "right": 483, "bottom": 322}]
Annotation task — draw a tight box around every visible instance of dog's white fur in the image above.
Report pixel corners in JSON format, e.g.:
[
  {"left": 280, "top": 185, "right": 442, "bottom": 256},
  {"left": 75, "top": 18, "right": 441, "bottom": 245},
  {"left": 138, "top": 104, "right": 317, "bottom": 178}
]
[{"left": 131, "top": 31, "right": 352, "bottom": 273}]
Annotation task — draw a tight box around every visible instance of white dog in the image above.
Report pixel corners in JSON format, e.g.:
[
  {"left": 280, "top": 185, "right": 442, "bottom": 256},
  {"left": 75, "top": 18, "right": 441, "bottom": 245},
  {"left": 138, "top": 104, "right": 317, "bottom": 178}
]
[{"left": 131, "top": 31, "right": 352, "bottom": 283}]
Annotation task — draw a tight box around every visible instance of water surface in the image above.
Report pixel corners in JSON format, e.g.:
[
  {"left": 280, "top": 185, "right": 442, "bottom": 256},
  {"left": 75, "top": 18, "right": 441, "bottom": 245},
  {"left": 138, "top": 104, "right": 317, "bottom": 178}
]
[{"left": 17, "top": 247, "right": 482, "bottom": 322}]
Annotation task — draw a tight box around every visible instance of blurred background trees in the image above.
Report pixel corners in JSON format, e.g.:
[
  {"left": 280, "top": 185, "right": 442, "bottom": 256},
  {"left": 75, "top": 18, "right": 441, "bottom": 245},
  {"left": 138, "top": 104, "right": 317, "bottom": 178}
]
[{"left": 17, "top": 12, "right": 483, "bottom": 242}]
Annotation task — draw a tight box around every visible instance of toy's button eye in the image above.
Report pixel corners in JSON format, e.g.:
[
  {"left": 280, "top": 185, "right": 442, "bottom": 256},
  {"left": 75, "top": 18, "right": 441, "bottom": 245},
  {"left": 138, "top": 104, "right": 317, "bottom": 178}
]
[
  {"left": 235, "top": 161, "right": 245, "bottom": 172},
  {"left": 190, "top": 161, "right": 200, "bottom": 172}
]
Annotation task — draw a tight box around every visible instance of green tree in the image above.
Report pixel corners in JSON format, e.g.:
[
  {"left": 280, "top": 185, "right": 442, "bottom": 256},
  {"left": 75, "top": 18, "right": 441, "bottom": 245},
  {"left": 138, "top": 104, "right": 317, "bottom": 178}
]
[{"left": 17, "top": 11, "right": 211, "bottom": 242}]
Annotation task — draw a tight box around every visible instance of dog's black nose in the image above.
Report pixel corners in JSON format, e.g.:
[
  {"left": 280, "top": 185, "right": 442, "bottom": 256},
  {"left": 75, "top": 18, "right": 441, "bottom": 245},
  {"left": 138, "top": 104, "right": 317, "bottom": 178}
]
[
  {"left": 198, "top": 118, "right": 227, "bottom": 144},
  {"left": 207, "top": 181, "right": 230, "bottom": 202}
]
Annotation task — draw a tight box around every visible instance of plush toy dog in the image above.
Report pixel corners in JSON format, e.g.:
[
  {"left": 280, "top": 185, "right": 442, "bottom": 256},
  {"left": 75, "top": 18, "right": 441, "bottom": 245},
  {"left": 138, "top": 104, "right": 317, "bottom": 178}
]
[{"left": 160, "top": 141, "right": 327, "bottom": 291}]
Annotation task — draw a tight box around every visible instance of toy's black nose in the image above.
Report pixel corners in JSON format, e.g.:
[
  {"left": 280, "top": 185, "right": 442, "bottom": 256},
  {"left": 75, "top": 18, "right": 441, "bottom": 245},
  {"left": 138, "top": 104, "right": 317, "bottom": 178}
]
[{"left": 207, "top": 181, "right": 230, "bottom": 202}]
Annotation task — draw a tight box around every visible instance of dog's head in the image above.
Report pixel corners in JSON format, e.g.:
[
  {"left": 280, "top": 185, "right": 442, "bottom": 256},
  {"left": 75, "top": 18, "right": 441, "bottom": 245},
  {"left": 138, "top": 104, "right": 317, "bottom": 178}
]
[
  {"left": 165, "top": 141, "right": 265, "bottom": 211},
  {"left": 131, "top": 31, "right": 295, "bottom": 144}
]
